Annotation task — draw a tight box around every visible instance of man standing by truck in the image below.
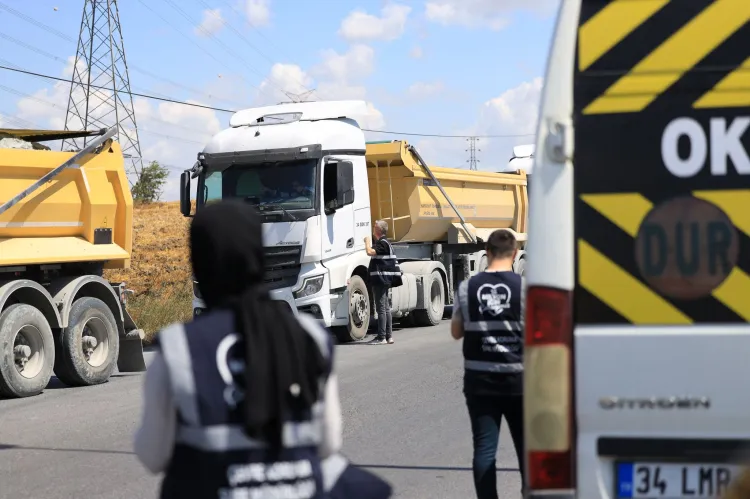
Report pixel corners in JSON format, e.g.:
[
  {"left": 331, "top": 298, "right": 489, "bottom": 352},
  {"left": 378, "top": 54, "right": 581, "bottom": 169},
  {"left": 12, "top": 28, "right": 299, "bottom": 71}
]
[
  {"left": 364, "top": 220, "right": 402, "bottom": 345},
  {"left": 451, "top": 229, "right": 525, "bottom": 498}
]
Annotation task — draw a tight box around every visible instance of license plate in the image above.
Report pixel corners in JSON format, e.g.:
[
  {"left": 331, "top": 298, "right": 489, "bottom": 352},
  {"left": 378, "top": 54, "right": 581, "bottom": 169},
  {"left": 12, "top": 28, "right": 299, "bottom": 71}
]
[{"left": 616, "top": 462, "right": 744, "bottom": 498}]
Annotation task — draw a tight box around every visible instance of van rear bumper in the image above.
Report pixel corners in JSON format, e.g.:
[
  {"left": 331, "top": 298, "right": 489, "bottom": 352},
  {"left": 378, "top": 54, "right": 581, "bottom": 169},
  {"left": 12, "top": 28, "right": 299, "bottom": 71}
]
[
  {"left": 526, "top": 491, "right": 575, "bottom": 499},
  {"left": 598, "top": 437, "right": 750, "bottom": 462}
]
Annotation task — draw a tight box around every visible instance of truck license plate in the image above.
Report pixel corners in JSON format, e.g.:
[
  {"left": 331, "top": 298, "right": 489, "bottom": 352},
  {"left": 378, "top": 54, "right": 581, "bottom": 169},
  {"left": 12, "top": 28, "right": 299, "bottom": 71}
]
[{"left": 616, "top": 462, "right": 744, "bottom": 498}]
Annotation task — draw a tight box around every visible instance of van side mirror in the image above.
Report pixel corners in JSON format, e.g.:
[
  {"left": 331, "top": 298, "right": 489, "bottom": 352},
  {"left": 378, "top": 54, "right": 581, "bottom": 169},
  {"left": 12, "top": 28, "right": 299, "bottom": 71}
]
[
  {"left": 180, "top": 171, "right": 192, "bottom": 217},
  {"left": 323, "top": 160, "right": 355, "bottom": 214}
]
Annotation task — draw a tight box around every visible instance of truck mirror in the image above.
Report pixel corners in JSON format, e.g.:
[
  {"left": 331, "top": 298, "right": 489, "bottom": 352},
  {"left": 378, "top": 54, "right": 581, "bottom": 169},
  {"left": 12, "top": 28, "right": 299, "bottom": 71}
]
[
  {"left": 180, "top": 171, "right": 192, "bottom": 217},
  {"left": 336, "top": 161, "right": 354, "bottom": 208}
]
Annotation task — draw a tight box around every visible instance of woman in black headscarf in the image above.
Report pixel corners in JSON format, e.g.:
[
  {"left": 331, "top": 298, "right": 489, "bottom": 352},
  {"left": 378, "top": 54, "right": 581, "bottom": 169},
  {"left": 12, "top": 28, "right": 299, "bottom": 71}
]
[{"left": 133, "top": 199, "right": 346, "bottom": 498}]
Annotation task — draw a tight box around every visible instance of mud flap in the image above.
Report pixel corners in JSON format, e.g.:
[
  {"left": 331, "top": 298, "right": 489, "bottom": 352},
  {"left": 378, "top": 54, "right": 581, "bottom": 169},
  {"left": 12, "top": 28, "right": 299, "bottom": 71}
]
[{"left": 118, "top": 329, "right": 146, "bottom": 372}]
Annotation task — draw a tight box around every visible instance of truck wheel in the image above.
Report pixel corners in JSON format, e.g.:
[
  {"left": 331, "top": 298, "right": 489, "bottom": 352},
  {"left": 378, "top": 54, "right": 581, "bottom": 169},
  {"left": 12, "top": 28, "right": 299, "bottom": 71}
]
[
  {"left": 478, "top": 255, "right": 488, "bottom": 273},
  {"left": 54, "top": 297, "right": 120, "bottom": 387},
  {"left": 0, "top": 304, "right": 55, "bottom": 398},
  {"left": 413, "top": 270, "right": 445, "bottom": 327},
  {"left": 514, "top": 256, "right": 526, "bottom": 276},
  {"left": 340, "top": 275, "right": 369, "bottom": 342}
]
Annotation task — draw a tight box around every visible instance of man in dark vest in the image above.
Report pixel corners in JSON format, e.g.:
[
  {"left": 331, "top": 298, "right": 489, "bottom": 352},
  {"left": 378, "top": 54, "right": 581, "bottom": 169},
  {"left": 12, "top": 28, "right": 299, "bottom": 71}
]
[
  {"left": 134, "top": 200, "right": 392, "bottom": 498},
  {"left": 364, "top": 219, "right": 402, "bottom": 345},
  {"left": 451, "top": 229, "right": 525, "bottom": 499}
]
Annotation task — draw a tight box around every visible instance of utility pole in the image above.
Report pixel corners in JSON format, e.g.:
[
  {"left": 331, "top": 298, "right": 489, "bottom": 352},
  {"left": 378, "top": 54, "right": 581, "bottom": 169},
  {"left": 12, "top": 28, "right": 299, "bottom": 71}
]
[
  {"left": 466, "top": 136, "right": 480, "bottom": 170},
  {"left": 62, "top": 0, "right": 143, "bottom": 178}
]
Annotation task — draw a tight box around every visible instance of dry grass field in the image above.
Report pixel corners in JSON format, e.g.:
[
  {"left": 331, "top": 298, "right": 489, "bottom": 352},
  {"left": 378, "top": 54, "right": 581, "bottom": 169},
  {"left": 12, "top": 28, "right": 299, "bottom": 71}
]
[{"left": 104, "top": 201, "right": 193, "bottom": 342}]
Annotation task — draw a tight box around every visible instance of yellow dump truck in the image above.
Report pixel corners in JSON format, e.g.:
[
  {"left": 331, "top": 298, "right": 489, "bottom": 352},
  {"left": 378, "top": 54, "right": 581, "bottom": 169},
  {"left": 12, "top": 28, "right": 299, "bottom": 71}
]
[
  {"left": 0, "top": 126, "right": 146, "bottom": 398},
  {"left": 180, "top": 100, "right": 529, "bottom": 341}
]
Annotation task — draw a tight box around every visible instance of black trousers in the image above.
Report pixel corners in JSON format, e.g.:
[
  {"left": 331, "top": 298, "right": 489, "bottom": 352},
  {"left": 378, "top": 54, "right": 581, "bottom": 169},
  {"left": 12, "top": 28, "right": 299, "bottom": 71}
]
[{"left": 465, "top": 394, "right": 525, "bottom": 499}]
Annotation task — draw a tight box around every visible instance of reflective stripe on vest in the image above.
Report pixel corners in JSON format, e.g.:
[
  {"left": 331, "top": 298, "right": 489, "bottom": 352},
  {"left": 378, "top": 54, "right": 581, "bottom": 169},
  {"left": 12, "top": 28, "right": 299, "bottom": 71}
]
[{"left": 458, "top": 277, "right": 523, "bottom": 374}]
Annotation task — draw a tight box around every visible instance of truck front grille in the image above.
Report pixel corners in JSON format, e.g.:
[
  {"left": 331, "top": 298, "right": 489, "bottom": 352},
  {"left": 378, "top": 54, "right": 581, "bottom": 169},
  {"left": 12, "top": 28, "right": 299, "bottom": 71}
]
[{"left": 263, "top": 245, "right": 302, "bottom": 291}]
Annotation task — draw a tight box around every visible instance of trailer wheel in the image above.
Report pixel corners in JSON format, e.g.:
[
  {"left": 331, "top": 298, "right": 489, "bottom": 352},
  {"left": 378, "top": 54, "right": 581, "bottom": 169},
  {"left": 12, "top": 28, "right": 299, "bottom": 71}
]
[
  {"left": 338, "top": 275, "right": 370, "bottom": 342},
  {"left": 0, "top": 304, "right": 55, "bottom": 398},
  {"left": 54, "top": 297, "right": 119, "bottom": 387},
  {"left": 413, "top": 270, "right": 445, "bottom": 327},
  {"left": 514, "top": 256, "right": 526, "bottom": 277}
]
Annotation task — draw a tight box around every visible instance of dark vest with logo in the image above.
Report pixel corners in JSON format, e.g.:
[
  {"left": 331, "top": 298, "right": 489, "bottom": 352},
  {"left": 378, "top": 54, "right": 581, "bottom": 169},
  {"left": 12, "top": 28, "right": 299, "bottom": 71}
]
[
  {"left": 156, "top": 310, "right": 337, "bottom": 499},
  {"left": 459, "top": 270, "right": 524, "bottom": 397},
  {"left": 368, "top": 237, "right": 402, "bottom": 288}
]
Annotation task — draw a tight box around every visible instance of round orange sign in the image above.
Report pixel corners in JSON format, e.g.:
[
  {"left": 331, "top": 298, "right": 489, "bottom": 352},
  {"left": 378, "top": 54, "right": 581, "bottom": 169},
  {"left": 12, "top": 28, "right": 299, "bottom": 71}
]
[{"left": 635, "top": 196, "right": 738, "bottom": 300}]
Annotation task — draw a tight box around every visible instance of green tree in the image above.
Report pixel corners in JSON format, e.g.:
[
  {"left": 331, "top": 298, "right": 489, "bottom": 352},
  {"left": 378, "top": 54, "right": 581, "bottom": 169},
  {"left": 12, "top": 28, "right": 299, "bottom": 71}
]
[{"left": 132, "top": 160, "right": 169, "bottom": 203}]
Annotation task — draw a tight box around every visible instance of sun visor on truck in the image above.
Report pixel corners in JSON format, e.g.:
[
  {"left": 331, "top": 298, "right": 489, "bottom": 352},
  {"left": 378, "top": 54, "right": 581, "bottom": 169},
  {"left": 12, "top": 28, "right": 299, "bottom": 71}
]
[{"left": 201, "top": 144, "right": 323, "bottom": 170}]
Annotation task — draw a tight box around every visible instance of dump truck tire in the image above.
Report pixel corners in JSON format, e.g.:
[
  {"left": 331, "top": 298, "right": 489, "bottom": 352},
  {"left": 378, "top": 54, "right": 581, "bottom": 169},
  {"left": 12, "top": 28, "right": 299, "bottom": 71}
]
[
  {"left": 0, "top": 304, "right": 55, "bottom": 398},
  {"left": 412, "top": 270, "right": 445, "bottom": 327},
  {"left": 54, "top": 297, "right": 119, "bottom": 387},
  {"left": 337, "top": 275, "right": 369, "bottom": 342}
]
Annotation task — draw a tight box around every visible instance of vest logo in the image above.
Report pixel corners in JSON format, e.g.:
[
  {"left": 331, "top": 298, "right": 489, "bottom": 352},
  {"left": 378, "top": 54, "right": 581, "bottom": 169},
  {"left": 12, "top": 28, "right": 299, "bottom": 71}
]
[
  {"left": 216, "top": 333, "right": 244, "bottom": 408},
  {"left": 477, "top": 283, "right": 512, "bottom": 316}
]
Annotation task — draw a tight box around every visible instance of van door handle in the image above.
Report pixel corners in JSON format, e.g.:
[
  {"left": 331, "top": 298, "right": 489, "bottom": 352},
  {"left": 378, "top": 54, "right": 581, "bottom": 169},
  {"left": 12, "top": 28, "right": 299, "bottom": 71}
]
[{"left": 346, "top": 238, "right": 354, "bottom": 248}]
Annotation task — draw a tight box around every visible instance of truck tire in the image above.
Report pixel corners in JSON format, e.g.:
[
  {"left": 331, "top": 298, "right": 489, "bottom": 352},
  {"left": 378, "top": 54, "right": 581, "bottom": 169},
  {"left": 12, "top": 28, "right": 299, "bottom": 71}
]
[
  {"left": 338, "top": 275, "right": 370, "bottom": 342},
  {"left": 0, "top": 304, "right": 55, "bottom": 398},
  {"left": 54, "top": 297, "right": 120, "bottom": 387},
  {"left": 514, "top": 256, "right": 526, "bottom": 276},
  {"left": 413, "top": 270, "right": 445, "bottom": 327},
  {"left": 478, "top": 255, "right": 488, "bottom": 273}
]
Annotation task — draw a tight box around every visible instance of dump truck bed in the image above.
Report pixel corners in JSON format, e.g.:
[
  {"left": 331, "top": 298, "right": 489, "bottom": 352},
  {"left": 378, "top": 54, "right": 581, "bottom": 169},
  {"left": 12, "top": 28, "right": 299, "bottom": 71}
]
[
  {"left": 0, "top": 139, "right": 133, "bottom": 268},
  {"left": 365, "top": 140, "right": 528, "bottom": 244}
]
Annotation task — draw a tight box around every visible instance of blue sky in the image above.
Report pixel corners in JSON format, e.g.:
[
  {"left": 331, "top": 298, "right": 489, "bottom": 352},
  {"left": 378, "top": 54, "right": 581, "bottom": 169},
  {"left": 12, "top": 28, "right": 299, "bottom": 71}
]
[{"left": 0, "top": 0, "right": 559, "bottom": 200}]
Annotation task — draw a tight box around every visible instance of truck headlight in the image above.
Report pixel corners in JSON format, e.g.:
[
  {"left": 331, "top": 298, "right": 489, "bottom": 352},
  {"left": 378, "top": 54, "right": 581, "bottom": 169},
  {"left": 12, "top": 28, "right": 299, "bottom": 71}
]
[{"left": 294, "top": 275, "right": 324, "bottom": 299}]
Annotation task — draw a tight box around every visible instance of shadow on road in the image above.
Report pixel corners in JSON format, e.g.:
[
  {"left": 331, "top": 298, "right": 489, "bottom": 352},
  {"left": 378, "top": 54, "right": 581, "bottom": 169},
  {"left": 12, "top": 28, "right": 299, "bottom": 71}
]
[
  {"left": 0, "top": 444, "right": 134, "bottom": 455},
  {"left": 357, "top": 464, "right": 518, "bottom": 472}
]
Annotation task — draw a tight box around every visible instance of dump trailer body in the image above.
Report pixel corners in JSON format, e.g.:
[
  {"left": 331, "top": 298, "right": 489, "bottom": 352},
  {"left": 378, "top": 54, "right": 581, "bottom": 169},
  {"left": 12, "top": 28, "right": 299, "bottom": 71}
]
[
  {"left": 0, "top": 128, "right": 145, "bottom": 399},
  {"left": 365, "top": 140, "right": 528, "bottom": 244},
  {"left": 0, "top": 141, "right": 133, "bottom": 269}
]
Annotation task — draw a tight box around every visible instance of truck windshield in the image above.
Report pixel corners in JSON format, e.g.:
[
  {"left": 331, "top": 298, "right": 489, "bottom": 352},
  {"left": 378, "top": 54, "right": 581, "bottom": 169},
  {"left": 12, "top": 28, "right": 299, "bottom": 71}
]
[{"left": 201, "top": 159, "right": 317, "bottom": 210}]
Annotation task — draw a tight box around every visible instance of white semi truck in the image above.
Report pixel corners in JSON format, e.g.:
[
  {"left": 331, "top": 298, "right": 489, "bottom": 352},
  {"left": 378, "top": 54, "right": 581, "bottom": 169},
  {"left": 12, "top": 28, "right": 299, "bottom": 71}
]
[{"left": 179, "top": 100, "right": 529, "bottom": 341}]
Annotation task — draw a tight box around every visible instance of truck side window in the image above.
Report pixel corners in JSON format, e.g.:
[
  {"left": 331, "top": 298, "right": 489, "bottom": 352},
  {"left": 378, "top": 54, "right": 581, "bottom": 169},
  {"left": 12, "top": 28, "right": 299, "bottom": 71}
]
[{"left": 323, "top": 164, "right": 337, "bottom": 209}]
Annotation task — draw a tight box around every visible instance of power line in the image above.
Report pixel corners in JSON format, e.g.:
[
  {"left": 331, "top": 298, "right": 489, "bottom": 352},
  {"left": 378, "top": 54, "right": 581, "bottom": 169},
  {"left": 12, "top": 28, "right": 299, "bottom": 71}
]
[
  {"left": 0, "top": 65, "right": 235, "bottom": 113},
  {"left": 0, "top": 29, "right": 248, "bottom": 109},
  {"left": 0, "top": 85, "right": 208, "bottom": 146},
  {"left": 0, "top": 65, "right": 536, "bottom": 140}
]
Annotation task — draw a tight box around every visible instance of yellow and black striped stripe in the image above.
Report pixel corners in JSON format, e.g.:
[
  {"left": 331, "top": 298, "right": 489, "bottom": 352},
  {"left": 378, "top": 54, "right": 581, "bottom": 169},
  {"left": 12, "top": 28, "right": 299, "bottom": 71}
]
[{"left": 574, "top": 0, "right": 750, "bottom": 325}]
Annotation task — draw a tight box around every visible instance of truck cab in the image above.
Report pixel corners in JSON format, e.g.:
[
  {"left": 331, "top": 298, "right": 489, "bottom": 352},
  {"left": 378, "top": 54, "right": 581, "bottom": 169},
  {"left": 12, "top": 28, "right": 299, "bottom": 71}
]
[
  {"left": 524, "top": 1, "right": 750, "bottom": 498},
  {"left": 181, "top": 101, "right": 373, "bottom": 339}
]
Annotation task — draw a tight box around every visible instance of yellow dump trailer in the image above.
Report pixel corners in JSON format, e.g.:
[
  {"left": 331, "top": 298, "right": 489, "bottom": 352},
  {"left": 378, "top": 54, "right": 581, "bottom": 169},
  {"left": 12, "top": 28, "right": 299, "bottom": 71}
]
[
  {"left": 0, "top": 127, "right": 146, "bottom": 399},
  {"left": 365, "top": 140, "right": 529, "bottom": 245}
]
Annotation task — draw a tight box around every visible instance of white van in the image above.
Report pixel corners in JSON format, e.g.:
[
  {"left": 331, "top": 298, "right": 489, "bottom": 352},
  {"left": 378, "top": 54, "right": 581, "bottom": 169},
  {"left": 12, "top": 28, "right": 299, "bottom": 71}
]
[{"left": 523, "top": 1, "right": 750, "bottom": 498}]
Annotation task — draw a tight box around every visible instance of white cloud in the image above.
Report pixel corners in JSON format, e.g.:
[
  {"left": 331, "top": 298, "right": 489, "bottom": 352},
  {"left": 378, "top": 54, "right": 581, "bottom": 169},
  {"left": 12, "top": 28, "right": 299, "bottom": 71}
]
[
  {"left": 195, "top": 8, "right": 225, "bottom": 37},
  {"left": 409, "top": 46, "right": 424, "bottom": 59},
  {"left": 244, "top": 0, "right": 270, "bottom": 27},
  {"left": 339, "top": 3, "right": 411, "bottom": 42},
  {"left": 424, "top": 0, "right": 558, "bottom": 30},
  {"left": 407, "top": 81, "right": 444, "bottom": 99},
  {"left": 414, "top": 77, "right": 542, "bottom": 171},
  {"left": 313, "top": 44, "right": 375, "bottom": 82},
  {"left": 252, "top": 45, "right": 385, "bottom": 130}
]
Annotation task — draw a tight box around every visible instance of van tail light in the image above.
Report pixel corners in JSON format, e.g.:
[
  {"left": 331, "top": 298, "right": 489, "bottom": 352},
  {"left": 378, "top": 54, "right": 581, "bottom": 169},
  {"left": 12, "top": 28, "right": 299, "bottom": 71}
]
[{"left": 524, "top": 286, "right": 576, "bottom": 494}]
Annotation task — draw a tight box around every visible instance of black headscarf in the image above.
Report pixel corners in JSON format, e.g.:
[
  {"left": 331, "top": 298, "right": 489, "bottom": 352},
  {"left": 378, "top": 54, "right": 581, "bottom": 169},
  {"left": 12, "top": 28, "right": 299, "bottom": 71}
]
[{"left": 189, "top": 199, "right": 327, "bottom": 448}]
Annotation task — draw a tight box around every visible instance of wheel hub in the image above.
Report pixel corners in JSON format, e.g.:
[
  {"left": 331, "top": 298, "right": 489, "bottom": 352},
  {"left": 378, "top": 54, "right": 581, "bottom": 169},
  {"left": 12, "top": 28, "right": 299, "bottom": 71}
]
[
  {"left": 81, "top": 318, "right": 109, "bottom": 368},
  {"left": 350, "top": 291, "right": 368, "bottom": 327},
  {"left": 13, "top": 325, "right": 45, "bottom": 379}
]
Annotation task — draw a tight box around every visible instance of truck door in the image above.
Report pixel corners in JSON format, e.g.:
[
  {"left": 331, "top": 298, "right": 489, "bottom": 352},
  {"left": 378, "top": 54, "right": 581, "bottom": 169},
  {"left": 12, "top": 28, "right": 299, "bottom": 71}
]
[
  {"left": 525, "top": 1, "right": 750, "bottom": 498},
  {"left": 321, "top": 159, "right": 355, "bottom": 263}
]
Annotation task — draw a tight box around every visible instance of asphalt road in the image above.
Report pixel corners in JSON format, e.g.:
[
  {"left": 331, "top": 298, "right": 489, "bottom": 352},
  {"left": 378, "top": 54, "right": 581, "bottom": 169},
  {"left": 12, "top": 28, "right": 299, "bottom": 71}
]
[{"left": 0, "top": 320, "right": 523, "bottom": 499}]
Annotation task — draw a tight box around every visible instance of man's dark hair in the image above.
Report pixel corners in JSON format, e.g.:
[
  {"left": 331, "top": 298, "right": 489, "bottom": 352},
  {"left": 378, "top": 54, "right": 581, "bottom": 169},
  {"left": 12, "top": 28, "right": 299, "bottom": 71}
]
[{"left": 486, "top": 229, "right": 517, "bottom": 259}]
